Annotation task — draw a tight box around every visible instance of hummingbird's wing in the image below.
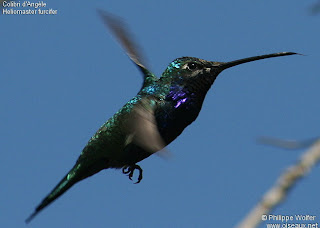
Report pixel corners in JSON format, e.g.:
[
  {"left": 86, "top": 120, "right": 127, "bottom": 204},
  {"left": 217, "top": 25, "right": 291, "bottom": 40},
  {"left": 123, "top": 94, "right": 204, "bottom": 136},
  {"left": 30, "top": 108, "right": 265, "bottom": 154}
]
[
  {"left": 125, "top": 97, "right": 169, "bottom": 158},
  {"left": 97, "top": 9, "right": 156, "bottom": 85}
]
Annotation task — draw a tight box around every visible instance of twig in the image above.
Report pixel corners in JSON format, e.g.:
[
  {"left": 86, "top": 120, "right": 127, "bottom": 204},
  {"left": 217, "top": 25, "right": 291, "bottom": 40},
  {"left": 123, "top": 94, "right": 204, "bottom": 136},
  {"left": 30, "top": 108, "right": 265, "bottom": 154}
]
[{"left": 236, "top": 139, "right": 320, "bottom": 228}]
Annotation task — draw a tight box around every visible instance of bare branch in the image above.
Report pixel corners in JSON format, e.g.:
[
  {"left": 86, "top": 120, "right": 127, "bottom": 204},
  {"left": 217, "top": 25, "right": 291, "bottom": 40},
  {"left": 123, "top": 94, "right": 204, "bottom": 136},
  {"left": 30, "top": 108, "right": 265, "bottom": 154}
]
[{"left": 236, "top": 139, "right": 320, "bottom": 228}]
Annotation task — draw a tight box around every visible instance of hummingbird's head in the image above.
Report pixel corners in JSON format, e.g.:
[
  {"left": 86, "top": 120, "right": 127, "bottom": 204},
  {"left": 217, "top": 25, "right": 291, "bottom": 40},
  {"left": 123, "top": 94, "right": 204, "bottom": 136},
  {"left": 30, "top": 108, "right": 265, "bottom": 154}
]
[
  {"left": 160, "top": 57, "right": 223, "bottom": 87},
  {"left": 158, "top": 57, "right": 228, "bottom": 100},
  {"left": 160, "top": 52, "right": 298, "bottom": 89}
]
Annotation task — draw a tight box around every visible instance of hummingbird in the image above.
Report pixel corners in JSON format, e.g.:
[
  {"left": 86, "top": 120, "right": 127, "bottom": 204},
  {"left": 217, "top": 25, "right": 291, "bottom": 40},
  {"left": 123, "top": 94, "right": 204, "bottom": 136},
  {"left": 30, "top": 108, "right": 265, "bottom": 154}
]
[{"left": 25, "top": 10, "right": 298, "bottom": 223}]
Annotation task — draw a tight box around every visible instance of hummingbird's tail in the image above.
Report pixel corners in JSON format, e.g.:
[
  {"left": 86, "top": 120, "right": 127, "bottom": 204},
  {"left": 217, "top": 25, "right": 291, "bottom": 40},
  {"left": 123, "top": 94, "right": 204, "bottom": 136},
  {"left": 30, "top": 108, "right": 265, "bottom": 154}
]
[{"left": 25, "top": 162, "right": 88, "bottom": 223}]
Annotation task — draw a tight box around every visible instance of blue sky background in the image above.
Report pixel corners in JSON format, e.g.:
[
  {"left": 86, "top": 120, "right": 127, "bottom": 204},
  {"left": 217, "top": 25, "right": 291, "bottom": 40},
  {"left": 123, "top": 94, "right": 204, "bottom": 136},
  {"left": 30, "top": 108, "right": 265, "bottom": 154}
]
[{"left": 2, "top": 1, "right": 320, "bottom": 227}]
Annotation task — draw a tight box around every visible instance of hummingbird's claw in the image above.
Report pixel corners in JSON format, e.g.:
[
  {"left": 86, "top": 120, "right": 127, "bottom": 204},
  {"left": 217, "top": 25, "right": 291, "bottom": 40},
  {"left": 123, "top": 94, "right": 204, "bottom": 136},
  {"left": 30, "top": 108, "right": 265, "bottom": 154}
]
[
  {"left": 122, "top": 164, "right": 143, "bottom": 184},
  {"left": 122, "top": 166, "right": 131, "bottom": 174}
]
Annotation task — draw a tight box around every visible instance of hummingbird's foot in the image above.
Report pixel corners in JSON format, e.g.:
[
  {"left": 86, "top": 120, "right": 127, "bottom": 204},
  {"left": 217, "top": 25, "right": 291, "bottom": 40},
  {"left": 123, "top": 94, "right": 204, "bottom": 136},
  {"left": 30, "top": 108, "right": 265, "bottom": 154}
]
[{"left": 122, "top": 165, "right": 143, "bottom": 184}]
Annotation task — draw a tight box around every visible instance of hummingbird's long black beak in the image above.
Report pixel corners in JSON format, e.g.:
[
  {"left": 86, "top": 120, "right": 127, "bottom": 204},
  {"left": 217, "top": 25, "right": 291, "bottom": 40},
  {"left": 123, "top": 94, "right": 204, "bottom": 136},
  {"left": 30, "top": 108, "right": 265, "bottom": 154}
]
[{"left": 218, "top": 52, "right": 299, "bottom": 70}]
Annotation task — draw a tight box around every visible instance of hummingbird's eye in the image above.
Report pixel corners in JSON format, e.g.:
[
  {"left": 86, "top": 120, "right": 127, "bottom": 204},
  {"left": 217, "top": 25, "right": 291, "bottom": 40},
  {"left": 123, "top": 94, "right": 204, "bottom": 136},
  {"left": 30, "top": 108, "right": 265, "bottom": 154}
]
[{"left": 187, "top": 62, "right": 202, "bottom": 70}]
